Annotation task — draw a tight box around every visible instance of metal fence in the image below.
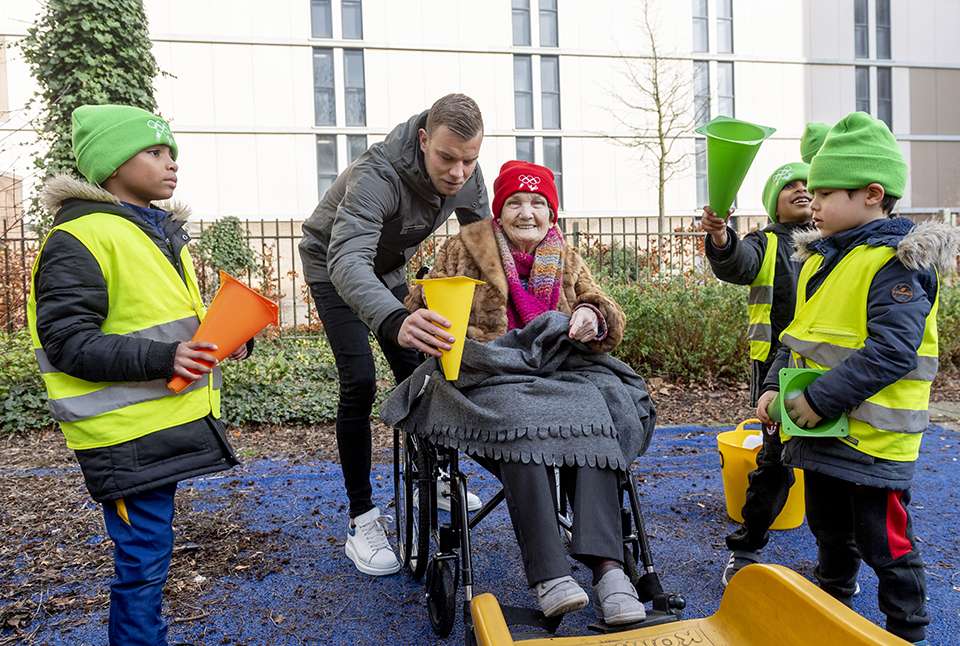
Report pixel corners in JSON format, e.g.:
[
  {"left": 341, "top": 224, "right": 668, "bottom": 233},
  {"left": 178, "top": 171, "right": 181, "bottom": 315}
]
[{"left": 0, "top": 212, "right": 776, "bottom": 335}]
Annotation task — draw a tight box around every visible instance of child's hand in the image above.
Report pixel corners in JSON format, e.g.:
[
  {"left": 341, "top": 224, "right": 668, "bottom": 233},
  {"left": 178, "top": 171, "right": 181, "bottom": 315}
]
[
  {"left": 699, "top": 206, "right": 735, "bottom": 248},
  {"left": 174, "top": 341, "right": 219, "bottom": 381},
  {"left": 784, "top": 391, "right": 822, "bottom": 429},
  {"left": 756, "top": 390, "right": 778, "bottom": 424},
  {"left": 228, "top": 343, "right": 249, "bottom": 361}
]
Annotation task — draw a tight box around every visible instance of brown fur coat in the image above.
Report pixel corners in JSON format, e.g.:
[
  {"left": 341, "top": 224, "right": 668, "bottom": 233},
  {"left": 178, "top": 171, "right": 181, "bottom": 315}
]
[{"left": 405, "top": 217, "right": 625, "bottom": 353}]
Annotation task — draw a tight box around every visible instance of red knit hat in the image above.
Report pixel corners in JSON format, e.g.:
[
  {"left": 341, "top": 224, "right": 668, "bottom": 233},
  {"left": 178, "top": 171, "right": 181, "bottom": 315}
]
[{"left": 492, "top": 161, "right": 559, "bottom": 222}]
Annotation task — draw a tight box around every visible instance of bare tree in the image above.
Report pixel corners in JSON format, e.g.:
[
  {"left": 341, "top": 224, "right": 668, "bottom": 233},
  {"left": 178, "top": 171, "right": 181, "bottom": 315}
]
[{"left": 604, "top": 0, "right": 695, "bottom": 236}]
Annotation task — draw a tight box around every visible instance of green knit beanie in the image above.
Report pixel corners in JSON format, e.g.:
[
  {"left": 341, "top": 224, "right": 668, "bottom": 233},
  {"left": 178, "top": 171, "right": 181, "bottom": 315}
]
[
  {"left": 807, "top": 112, "right": 906, "bottom": 199},
  {"left": 761, "top": 162, "right": 809, "bottom": 222},
  {"left": 800, "top": 122, "right": 830, "bottom": 164},
  {"left": 72, "top": 104, "right": 179, "bottom": 185}
]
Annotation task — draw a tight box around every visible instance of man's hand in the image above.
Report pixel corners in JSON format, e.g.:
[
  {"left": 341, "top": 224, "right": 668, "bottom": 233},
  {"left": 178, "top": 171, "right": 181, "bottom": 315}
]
[
  {"left": 174, "top": 341, "right": 219, "bottom": 381},
  {"left": 700, "top": 206, "right": 735, "bottom": 248},
  {"left": 757, "top": 390, "right": 778, "bottom": 424},
  {"left": 784, "top": 391, "right": 822, "bottom": 429},
  {"left": 568, "top": 307, "right": 599, "bottom": 342},
  {"left": 398, "top": 309, "right": 455, "bottom": 358}
]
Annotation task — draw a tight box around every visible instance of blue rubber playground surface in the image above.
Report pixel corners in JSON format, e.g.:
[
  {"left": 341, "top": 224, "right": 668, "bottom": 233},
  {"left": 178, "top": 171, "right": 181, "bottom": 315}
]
[{"left": 7, "top": 423, "right": 960, "bottom": 645}]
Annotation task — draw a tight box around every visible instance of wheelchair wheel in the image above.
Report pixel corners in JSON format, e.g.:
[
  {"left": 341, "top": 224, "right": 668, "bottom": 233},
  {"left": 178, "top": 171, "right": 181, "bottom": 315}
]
[
  {"left": 395, "top": 429, "right": 431, "bottom": 580},
  {"left": 426, "top": 558, "right": 457, "bottom": 637},
  {"left": 414, "top": 436, "right": 434, "bottom": 580}
]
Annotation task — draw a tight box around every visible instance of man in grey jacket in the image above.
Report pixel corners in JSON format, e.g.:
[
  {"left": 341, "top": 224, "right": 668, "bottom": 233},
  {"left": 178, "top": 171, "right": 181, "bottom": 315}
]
[{"left": 298, "top": 93, "right": 491, "bottom": 576}]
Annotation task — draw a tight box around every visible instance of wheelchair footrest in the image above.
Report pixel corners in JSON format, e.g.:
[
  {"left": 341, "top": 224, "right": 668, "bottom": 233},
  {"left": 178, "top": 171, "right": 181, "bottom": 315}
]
[{"left": 588, "top": 607, "right": 683, "bottom": 634}]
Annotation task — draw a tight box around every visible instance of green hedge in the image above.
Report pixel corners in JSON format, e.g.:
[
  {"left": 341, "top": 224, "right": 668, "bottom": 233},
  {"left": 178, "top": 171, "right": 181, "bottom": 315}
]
[{"left": 3, "top": 277, "right": 959, "bottom": 433}]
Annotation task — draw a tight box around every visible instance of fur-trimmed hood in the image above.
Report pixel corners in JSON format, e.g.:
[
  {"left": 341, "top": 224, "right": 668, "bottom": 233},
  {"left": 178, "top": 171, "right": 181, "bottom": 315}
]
[
  {"left": 41, "top": 173, "right": 192, "bottom": 223},
  {"left": 792, "top": 216, "right": 960, "bottom": 272}
]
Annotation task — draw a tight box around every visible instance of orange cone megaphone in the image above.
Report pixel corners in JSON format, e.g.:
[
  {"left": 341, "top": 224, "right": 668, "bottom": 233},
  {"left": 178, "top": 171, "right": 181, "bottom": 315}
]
[
  {"left": 695, "top": 115, "right": 776, "bottom": 219},
  {"left": 167, "top": 271, "right": 279, "bottom": 393},
  {"left": 412, "top": 276, "right": 484, "bottom": 381}
]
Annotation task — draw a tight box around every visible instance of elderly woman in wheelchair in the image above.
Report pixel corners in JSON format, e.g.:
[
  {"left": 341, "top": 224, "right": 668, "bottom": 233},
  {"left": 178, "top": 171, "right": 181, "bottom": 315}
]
[{"left": 384, "top": 161, "right": 657, "bottom": 625}]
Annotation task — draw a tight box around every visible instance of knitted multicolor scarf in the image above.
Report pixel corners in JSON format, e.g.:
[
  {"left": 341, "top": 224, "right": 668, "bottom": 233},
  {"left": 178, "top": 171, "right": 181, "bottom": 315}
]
[{"left": 492, "top": 219, "right": 564, "bottom": 330}]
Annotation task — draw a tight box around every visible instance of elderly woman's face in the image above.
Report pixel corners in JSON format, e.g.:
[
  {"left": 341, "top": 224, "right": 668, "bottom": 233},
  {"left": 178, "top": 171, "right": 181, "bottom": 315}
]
[{"left": 499, "top": 192, "right": 552, "bottom": 254}]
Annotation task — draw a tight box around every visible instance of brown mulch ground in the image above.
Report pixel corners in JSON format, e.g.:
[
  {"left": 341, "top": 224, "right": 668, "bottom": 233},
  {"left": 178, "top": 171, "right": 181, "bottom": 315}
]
[{"left": 3, "top": 371, "right": 959, "bottom": 642}]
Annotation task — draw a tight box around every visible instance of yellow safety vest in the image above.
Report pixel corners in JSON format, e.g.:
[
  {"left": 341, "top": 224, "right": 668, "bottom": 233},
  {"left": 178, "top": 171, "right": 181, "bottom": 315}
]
[
  {"left": 27, "top": 212, "right": 221, "bottom": 450},
  {"left": 780, "top": 244, "right": 938, "bottom": 461},
  {"left": 747, "top": 232, "right": 778, "bottom": 361}
]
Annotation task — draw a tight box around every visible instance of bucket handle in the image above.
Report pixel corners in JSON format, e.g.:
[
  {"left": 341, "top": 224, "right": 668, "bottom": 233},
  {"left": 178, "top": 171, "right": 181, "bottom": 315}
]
[{"left": 734, "top": 418, "right": 762, "bottom": 433}]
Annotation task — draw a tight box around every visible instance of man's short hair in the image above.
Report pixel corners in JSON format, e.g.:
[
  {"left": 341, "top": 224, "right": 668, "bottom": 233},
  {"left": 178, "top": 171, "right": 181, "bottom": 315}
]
[{"left": 425, "top": 93, "right": 483, "bottom": 141}]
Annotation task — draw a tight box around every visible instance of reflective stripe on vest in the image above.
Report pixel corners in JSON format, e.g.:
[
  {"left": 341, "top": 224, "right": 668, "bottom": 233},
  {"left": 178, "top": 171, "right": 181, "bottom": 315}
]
[
  {"left": 27, "top": 212, "right": 221, "bottom": 450},
  {"left": 781, "top": 245, "right": 938, "bottom": 461},
  {"left": 747, "top": 232, "right": 777, "bottom": 361}
]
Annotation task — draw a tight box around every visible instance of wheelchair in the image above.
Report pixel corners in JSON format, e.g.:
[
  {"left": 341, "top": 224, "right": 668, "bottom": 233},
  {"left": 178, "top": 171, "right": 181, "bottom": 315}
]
[{"left": 393, "top": 425, "right": 687, "bottom": 643}]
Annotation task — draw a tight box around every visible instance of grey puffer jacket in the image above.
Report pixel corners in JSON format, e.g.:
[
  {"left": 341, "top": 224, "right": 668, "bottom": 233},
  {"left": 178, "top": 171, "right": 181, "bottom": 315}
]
[
  {"left": 298, "top": 110, "right": 491, "bottom": 337},
  {"left": 32, "top": 175, "right": 239, "bottom": 502}
]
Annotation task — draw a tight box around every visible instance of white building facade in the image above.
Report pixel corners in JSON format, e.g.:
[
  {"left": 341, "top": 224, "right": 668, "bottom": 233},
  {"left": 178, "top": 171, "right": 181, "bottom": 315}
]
[{"left": 2, "top": 0, "right": 960, "bottom": 224}]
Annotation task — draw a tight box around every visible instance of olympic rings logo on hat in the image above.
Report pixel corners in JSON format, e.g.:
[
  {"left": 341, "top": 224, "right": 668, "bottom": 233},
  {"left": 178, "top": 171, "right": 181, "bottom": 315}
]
[
  {"left": 772, "top": 166, "right": 794, "bottom": 184},
  {"left": 518, "top": 174, "right": 541, "bottom": 191},
  {"left": 147, "top": 119, "right": 174, "bottom": 145}
]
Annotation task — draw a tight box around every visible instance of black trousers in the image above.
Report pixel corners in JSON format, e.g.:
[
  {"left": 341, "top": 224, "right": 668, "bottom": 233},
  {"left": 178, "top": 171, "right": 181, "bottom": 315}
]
[
  {"left": 725, "top": 421, "right": 794, "bottom": 552},
  {"left": 311, "top": 281, "right": 421, "bottom": 519},
  {"left": 490, "top": 460, "right": 624, "bottom": 587},
  {"left": 805, "top": 470, "right": 929, "bottom": 642}
]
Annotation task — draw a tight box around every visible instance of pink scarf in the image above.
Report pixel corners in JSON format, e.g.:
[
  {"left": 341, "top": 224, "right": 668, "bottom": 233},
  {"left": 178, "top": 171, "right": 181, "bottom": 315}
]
[{"left": 492, "top": 219, "right": 564, "bottom": 330}]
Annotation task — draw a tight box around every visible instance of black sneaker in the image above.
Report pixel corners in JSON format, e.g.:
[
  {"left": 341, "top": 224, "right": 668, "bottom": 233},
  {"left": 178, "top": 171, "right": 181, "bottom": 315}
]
[{"left": 721, "top": 550, "right": 760, "bottom": 587}]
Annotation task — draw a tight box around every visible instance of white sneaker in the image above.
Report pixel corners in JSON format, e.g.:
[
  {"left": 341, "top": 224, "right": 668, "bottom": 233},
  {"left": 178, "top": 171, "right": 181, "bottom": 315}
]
[
  {"left": 436, "top": 473, "right": 483, "bottom": 512},
  {"left": 345, "top": 508, "right": 400, "bottom": 576}
]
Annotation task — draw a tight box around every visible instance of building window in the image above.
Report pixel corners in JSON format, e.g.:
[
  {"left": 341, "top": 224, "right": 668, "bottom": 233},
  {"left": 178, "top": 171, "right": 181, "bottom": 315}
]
[
  {"left": 317, "top": 135, "right": 338, "bottom": 199},
  {"left": 516, "top": 137, "right": 535, "bottom": 163},
  {"left": 347, "top": 135, "right": 367, "bottom": 165},
  {"left": 692, "top": 0, "right": 708, "bottom": 53},
  {"left": 311, "top": 0, "right": 332, "bottom": 38},
  {"left": 854, "top": 0, "right": 869, "bottom": 59},
  {"left": 855, "top": 66, "right": 870, "bottom": 113},
  {"left": 344, "top": 49, "right": 365, "bottom": 126},
  {"left": 695, "top": 138, "right": 708, "bottom": 208},
  {"left": 313, "top": 48, "right": 335, "bottom": 126},
  {"left": 543, "top": 137, "right": 563, "bottom": 210},
  {"left": 717, "top": 62, "right": 734, "bottom": 118},
  {"left": 877, "top": 67, "right": 892, "bottom": 129},
  {"left": 342, "top": 0, "right": 363, "bottom": 40},
  {"left": 540, "top": 0, "right": 558, "bottom": 47},
  {"left": 512, "top": 0, "right": 531, "bottom": 47},
  {"left": 514, "top": 55, "right": 534, "bottom": 129},
  {"left": 876, "top": 0, "right": 891, "bottom": 60},
  {"left": 717, "top": 0, "right": 733, "bottom": 53},
  {"left": 541, "top": 55, "right": 561, "bottom": 129},
  {"left": 693, "top": 61, "right": 710, "bottom": 127}
]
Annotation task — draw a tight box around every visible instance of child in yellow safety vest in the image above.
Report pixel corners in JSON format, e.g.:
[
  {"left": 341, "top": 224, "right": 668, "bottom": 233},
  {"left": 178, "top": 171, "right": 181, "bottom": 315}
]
[
  {"left": 701, "top": 159, "right": 815, "bottom": 586},
  {"left": 27, "top": 104, "right": 251, "bottom": 645},
  {"left": 756, "top": 111, "right": 960, "bottom": 645}
]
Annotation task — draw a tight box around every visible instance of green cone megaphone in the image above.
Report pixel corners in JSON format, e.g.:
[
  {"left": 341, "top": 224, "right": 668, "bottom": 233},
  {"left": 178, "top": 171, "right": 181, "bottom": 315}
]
[{"left": 695, "top": 115, "right": 776, "bottom": 219}]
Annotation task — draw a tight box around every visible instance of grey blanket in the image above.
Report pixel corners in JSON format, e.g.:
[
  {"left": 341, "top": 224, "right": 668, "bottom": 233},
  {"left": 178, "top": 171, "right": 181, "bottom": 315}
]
[{"left": 381, "top": 311, "right": 656, "bottom": 470}]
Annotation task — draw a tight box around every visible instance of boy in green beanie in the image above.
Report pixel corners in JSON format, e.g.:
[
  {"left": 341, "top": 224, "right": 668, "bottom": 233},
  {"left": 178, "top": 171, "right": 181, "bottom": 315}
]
[
  {"left": 756, "top": 111, "right": 960, "bottom": 645},
  {"left": 27, "top": 104, "right": 251, "bottom": 646},
  {"left": 701, "top": 161, "right": 815, "bottom": 586}
]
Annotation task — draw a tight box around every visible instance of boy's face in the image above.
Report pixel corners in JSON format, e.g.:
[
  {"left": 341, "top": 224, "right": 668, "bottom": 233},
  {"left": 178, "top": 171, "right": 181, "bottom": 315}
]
[
  {"left": 776, "top": 179, "right": 813, "bottom": 223},
  {"left": 810, "top": 184, "right": 885, "bottom": 238},
  {"left": 104, "top": 144, "right": 178, "bottom": 208}
]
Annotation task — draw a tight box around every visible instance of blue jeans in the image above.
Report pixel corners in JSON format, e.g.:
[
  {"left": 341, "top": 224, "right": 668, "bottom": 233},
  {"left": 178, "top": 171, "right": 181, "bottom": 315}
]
[{"left": 101, "top": 483, "right": 177, "bottom": 646}]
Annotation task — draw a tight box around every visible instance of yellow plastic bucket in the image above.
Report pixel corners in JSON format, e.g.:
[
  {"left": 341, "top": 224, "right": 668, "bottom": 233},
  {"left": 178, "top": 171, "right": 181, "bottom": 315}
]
[
  {"left": 717, "top": 419, "right": 805, "bottom": 530},
  {"left": 412, "top": 276, "right": 485, "bottom": 381}
]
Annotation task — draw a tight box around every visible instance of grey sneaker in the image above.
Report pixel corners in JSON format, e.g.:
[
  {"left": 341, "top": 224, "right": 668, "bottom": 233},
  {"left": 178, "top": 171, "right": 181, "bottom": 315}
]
[
  {"left": 591, "top": 569, "right": 645, "bottom": 625},
  {"left": 722, "top": 550, "right": 760, "bottom": 587},
  {"left": 534, "top": 575, "right": 589, "bottom": 617}
]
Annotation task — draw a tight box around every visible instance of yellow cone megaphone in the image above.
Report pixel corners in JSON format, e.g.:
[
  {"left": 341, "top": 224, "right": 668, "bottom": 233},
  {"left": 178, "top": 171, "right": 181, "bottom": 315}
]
[
  {"left": 412, "top": 276, "right": 485, "bottom": 381},
  {"left": 695, "top": 115, "right": 776, "bottom": 219}
]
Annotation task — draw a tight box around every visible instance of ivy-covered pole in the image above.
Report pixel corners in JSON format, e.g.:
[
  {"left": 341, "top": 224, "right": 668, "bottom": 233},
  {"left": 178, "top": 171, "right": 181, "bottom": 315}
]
[{"left": 19, "top": 0, "right": 162, "bottom": 234}]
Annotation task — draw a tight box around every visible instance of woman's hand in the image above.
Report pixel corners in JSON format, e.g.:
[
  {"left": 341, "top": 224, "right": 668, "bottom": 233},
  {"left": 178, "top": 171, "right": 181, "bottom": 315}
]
[
  {"left": 398, "top": 309, "right": 455, "bottom": 358},
  {"left": 173, "top": 341, "right": 218, "bottom": 381},
  {"left": 756, "top": 390, "right": 778, "bottom": 424},
  {"left": 784, "top": 391, "right": 822, "bottom": 429},
  {"left": 568, "top": 307, "right": 599, "bottom": 342}
]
